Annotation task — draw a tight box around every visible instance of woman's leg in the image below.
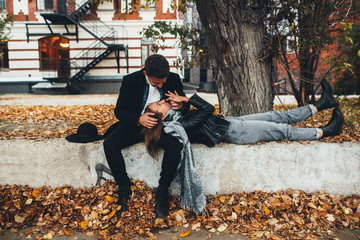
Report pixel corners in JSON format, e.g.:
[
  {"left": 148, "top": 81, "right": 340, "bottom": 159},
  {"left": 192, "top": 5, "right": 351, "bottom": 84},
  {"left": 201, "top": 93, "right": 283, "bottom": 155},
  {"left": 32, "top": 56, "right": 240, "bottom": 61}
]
[
  {"left": 226, "top": 105, "right": 317, "bottom": 124},
  {"left": 223, "top": 118, "right": 321, "bottom": 144}
]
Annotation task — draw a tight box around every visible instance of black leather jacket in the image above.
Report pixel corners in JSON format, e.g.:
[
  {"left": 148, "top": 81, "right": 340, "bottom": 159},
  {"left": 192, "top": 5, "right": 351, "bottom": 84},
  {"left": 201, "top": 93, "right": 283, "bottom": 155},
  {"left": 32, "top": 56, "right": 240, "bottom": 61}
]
[{"left": 177, "top": 94, "right": 230, "bottom": 147}]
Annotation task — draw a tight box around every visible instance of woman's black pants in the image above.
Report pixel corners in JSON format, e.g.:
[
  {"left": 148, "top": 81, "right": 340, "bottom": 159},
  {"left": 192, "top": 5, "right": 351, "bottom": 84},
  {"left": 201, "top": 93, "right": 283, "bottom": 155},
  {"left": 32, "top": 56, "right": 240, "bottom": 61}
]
[{"left": 103, "top": 123, "right": 182, "bottom": 191}]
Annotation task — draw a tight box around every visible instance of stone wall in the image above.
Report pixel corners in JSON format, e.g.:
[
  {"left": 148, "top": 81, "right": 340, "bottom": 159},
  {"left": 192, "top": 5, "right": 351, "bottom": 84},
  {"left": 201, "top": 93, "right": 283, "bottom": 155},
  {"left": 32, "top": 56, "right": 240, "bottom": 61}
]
[{"left": 1, "top": 139, "right": 359, "bottom": 195}]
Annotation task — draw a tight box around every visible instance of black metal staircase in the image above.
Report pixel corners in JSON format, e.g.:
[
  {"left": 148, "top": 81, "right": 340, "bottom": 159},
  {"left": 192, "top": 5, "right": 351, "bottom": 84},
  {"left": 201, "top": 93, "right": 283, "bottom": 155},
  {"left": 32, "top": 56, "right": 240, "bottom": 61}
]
[
  {"left": 26, "top": 0, "right": 129, "bottom": 92},
  {"left": 70, "top": 0, "right": 92, "bottom": 21}
]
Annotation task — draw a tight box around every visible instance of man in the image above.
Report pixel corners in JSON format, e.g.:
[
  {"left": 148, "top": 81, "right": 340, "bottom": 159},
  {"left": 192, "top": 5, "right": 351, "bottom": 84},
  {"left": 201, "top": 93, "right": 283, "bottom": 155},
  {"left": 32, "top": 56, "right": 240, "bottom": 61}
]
[{"left": 103, "top": 54, "right": 189, "bottom": 218}]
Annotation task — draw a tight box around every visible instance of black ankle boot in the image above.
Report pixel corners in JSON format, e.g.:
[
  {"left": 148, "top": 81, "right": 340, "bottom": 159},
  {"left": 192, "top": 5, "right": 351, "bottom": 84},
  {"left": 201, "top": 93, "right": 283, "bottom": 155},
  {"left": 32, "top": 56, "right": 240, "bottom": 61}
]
[
  {"left": 321, "top": 107, "right": 344, "bottom": 137},
  {"left": 116, "top": 181, "right": 131, "bottom": 217},
  {"left": 314, "top": 79, "right": 339, "bottom": 112},
  {"left": 155, "top": 187, "right": 169, "bottom": 218}
]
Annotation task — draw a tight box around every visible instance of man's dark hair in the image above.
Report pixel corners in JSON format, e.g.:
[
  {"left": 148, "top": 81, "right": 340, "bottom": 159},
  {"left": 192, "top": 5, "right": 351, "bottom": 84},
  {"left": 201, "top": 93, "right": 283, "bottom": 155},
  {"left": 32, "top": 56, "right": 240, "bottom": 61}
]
[{"left": 145, "top": 54, "right": 170, "bottom": 79}]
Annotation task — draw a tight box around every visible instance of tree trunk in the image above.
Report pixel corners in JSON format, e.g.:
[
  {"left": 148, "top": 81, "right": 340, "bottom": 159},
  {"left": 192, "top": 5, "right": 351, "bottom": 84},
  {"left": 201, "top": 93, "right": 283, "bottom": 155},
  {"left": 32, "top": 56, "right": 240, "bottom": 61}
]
[
  {"left": 194, "top": 0, "right": 273, "bottom": 116},
  {"left": 299, "top": 54, "right": 315, "bottom": 106}
]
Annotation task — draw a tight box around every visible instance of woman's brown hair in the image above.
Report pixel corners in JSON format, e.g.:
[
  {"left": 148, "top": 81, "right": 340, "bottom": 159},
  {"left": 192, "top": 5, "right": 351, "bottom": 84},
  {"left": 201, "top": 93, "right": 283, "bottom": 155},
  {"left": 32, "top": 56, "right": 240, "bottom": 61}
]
[{"left": 140, "top": 105, "right": 163, "bottom": 159}]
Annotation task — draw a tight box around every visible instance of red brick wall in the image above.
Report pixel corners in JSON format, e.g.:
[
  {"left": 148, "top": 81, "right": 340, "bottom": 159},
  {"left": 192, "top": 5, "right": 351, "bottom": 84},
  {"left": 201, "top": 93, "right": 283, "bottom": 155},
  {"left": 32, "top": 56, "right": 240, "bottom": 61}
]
[
  {"left": 28, "top": 0, "right": 38, "bottom": 21},
  {"left": 155, "top": 0, "right": 176, "bottom": 20}
]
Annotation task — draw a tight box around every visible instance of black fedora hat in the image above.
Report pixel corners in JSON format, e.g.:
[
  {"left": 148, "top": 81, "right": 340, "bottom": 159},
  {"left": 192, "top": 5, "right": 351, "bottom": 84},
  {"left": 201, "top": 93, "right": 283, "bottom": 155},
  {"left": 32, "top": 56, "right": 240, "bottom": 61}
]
[{"left": 66, "top": 123, "right": 104, "bottom": 143}]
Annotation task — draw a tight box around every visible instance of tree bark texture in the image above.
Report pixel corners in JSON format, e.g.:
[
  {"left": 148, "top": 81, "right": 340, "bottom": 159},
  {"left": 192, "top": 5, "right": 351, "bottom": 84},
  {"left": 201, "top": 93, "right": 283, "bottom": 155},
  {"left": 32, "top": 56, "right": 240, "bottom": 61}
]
[{"left": 194, "top": 0, "right": 273, "bottom": 116}]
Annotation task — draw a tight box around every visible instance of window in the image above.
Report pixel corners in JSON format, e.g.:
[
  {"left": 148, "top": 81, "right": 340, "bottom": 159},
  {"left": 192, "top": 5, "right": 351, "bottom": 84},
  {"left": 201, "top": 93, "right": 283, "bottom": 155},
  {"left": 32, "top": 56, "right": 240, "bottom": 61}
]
[
  {"left": 119, "top": 0, "right": 154, "bottom": 14},
  {"left": 0, "top": 40, "right": 9, "bottom": 69},
  {"left": 39, "top": 36, "right": 70, "bottom": 78},
  {"left": 37, "top": 0, "right": 54, "bottom": 10},
  {"left": 0, "top": 0, "right": 6, "bottom": 9},
  {"left": 141, "top": 38, "right": 156, "bottom": 66},
  {"left": 140, "top": 0, "right": 155, "bottom": 8}
]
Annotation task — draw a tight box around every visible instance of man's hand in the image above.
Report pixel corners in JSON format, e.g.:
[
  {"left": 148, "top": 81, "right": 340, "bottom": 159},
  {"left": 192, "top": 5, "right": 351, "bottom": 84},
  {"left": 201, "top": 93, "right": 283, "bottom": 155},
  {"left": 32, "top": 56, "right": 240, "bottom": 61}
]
[
  {"left": 165, "top": 91, "right": 188, "bottom": 110},
  {"left": 138, "top": 112, "right": 158, "bottom": 129}
]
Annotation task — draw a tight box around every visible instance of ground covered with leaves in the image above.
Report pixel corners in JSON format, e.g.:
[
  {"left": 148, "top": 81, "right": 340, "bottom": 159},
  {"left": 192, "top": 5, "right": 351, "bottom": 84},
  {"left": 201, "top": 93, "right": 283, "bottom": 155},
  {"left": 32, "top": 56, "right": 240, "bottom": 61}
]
[
  {"left": 1, "top": 180, "right": 359, "bottom": 240},
  {"left": 0, "top": 98, "right": 359, "bottom": 142}
]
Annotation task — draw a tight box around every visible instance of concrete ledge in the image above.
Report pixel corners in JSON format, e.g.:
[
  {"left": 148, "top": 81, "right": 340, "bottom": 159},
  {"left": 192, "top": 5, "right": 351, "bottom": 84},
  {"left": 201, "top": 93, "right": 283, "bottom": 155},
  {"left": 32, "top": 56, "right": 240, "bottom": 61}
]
[{"left": 0, "top": 139, "right": 359, "bottom": 195}]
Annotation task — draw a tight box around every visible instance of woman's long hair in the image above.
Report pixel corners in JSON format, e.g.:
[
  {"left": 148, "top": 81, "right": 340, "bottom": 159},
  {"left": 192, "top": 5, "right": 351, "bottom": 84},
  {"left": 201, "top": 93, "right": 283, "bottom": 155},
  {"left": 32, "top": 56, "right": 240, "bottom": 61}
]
[{"left": 140, "top": 106, "right": 163, "bottom": 159}]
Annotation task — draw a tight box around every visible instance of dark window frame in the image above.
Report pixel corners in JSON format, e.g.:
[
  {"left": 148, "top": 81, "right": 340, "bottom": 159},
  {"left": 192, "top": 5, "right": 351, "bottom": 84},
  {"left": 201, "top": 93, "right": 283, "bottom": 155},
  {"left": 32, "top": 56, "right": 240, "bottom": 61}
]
[
  {"left": 37, "top": 0, "right": 54, "bottom": 11},
  {"left": 0, "top": 41, "right": 9, "bottom": 69},
  {"left": 0, "top": 0, "right": 6, "bottom": 9}
]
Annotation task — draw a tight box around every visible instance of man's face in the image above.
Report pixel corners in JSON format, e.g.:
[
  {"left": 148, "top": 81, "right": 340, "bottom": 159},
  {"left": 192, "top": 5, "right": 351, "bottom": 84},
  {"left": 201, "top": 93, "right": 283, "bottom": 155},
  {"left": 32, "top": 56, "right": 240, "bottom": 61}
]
[{"left": 144, "top": 71, "right": 167, "bottom": 88}]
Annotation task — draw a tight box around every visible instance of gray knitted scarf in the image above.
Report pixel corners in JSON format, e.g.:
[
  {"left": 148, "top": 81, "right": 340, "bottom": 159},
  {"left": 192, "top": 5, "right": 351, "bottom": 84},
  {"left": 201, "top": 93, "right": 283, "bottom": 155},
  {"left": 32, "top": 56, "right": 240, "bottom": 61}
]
[{"left": 163, "top": 109, "right": 206, "bottom": 214}]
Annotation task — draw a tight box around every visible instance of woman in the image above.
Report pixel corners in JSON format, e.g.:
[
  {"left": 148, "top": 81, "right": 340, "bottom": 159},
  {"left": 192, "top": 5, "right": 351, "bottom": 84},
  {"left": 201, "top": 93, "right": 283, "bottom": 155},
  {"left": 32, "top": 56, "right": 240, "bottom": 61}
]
[
  {"left": 142, "top": 79, "right": 343, "bottom": 214},
  {"left": 142, "top": 79, "right": 344, "bottom": 158}
]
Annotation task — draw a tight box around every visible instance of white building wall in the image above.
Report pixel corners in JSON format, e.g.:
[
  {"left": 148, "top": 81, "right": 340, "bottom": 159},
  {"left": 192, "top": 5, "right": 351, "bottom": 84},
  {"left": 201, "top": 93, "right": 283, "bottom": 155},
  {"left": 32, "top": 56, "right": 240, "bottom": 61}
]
[
  {"left": 13, "top": 0, "right": 28, "bottom": 15},
  {"left": 162, "top": 0, "right": 174, "bottom": 13}
]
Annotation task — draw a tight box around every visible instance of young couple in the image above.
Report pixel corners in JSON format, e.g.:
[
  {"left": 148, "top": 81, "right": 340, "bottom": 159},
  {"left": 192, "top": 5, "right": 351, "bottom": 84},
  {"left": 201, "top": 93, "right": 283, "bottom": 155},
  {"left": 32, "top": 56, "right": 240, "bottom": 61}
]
[{"left": 104, "top": 54, "right": 344, "bottom": 219}]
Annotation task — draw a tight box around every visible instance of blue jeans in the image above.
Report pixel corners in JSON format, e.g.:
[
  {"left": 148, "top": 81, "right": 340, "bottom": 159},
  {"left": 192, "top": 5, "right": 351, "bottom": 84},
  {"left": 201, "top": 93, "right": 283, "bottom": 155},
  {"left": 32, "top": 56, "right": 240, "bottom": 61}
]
[{"left": 223, "top": 105, "right": 320, "bottom": 144}]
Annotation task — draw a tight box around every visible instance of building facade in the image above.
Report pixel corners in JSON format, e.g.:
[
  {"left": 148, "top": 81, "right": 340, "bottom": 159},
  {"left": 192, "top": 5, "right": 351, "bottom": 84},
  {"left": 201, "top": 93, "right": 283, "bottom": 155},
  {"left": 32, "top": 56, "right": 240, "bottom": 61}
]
[{"left": 0, "top": 0, "right": 184, "bottom": 93}]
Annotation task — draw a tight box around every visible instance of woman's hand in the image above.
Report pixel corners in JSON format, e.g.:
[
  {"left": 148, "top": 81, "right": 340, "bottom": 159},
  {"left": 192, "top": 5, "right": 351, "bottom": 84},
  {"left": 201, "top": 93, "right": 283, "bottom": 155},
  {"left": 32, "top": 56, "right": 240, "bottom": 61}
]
[{"left": 165, "top": 91, "right": 189, "bottom": 110}]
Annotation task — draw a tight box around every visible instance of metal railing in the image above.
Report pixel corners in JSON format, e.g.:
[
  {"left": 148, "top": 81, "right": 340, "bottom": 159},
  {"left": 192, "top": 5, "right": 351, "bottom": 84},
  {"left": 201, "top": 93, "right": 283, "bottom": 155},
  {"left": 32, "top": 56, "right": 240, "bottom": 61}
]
[
  {"left": 40, "top": 58, "right": 71, "bottom": 79},
  {"left": 67, "top": 0, "right": 116, "bottom": 45},
  {"left": 37, "top": 0, "right": 124, "bottom": 91},
  {"left": 40, "top": 57, "right": 89, "bottom": 91},
  {"left": 64, "top": 0, "right": 117, "bottom": 77},
  {"left": 38, "top": 0, "right": 116, "bottom": 45}
]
